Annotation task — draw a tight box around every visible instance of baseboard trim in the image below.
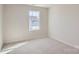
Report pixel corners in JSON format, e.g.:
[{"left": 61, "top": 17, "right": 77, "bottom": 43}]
[
  {"left": 49, "top": 37, "right": 79, "bottom": 49},
  {"left": 1, "top": 41, "right": 29, "bottom": 54}
]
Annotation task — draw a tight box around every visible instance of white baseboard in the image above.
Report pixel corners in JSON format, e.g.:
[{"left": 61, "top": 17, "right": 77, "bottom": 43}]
[
  {"left": 0, "top": 41, "right": 29, "bottom": 54},
  {"left": 50, "top": 37, "right": 79, "bottom": 49}
]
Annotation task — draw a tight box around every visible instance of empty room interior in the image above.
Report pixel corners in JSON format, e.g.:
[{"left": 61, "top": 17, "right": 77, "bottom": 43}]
[{"left": 0, "top": 4, "right": 79, "bottom": 54}]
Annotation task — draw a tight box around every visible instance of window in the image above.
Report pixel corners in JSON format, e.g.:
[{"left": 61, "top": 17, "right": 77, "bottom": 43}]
[{"left": 29, "top": 10, "right": 40, "bottom": 31}]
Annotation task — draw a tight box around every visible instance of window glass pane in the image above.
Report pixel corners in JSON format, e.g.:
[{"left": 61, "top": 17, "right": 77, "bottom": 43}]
[
  {"left": 29, "top": 10, "right": 40, "bottom": 31},
  {"left": 33, "top": 11, "right": 36, "bottom": 16}
]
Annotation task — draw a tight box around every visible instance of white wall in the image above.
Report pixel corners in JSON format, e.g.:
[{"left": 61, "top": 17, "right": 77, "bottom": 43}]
[
  {"left": 3, "top": 5, "right": 48, "bottom": 43},
  {"left": 0, "top": 5, "right": 3, "bottom": 50},
  {"left": 49, "top": 5, "right": 79, "bottom": 48}
]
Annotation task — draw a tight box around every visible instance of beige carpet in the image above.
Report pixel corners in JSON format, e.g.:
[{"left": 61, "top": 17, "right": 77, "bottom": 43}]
[{"left": 7, "top": 38, "right": 79, "bottom": 54}]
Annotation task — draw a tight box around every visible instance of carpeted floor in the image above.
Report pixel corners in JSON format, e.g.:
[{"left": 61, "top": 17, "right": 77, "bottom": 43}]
[{"left": 6, "top": 38, "right": 79, "bottom": 54}]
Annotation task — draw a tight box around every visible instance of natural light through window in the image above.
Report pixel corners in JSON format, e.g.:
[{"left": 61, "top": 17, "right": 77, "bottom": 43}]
[{"left": 29, "top": 10, "right": 40, "bottom": 31}]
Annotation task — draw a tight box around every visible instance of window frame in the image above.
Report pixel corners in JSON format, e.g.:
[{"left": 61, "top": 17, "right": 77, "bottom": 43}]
[{"left": 29, "top": 10, "right": 40, "bottom": 32}]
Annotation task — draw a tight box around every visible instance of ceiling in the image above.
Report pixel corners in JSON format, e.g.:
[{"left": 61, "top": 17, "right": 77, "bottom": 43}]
[{"left": 29, "top": 4, "right": 53, "bottom": 8}]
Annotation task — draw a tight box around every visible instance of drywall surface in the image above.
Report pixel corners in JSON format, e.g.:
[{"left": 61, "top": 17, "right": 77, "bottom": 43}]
[
  {"left": 49, "top": 5, "right": 79, "bottom": 48},
  {"left": 3, "top": 5, "right": 48, "bottom": 43},
  {"left": 0, "top": 5, "right": 3, "bottom": 50}
]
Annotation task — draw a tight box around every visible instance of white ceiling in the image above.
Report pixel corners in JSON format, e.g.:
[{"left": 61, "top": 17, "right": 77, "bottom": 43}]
[{"left": 29, "top": 4, "right": 53, "bottom": 8}]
